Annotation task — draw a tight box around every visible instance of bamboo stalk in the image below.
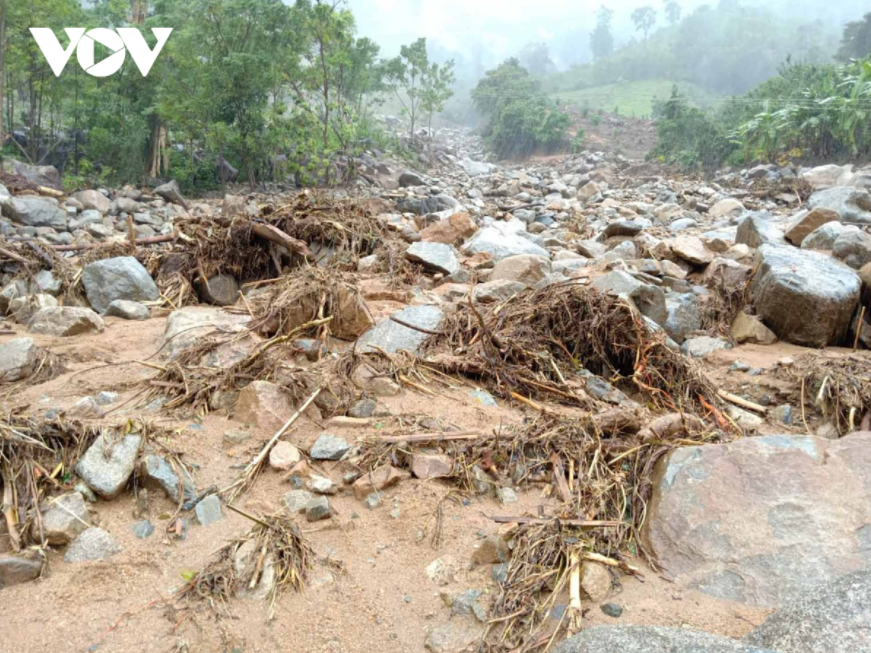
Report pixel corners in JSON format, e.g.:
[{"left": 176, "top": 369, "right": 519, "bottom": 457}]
[{"left": 717, "top": 389, "right": 767, "bottom": 414}]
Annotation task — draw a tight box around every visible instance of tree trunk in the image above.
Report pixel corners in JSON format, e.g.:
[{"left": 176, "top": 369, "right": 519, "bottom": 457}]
[{"left": 147, "top": 119, "right": 167, "bottom": 179}]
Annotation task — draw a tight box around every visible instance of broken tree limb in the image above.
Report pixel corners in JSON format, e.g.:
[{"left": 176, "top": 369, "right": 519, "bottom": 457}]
[
  {"left": 47, "top": 232, "right": 178, "bottom": 252},
  {"left": 372, "top": 430, "right": 488, "bottom": 443},
  {"left": 0, "top": 245, "right": 34, "bottom": 268},
  {"left": 717, "top": 389, "right": 767, "bottom": 414},
  {"left": 491, "top": 516, "right": 623, "bottom": 528},
  {"left": 583, "top": 551, "right": 641, "bottom": 573},
  {"left": 550, "top": 453, "right": 572, "bottom": 504}
]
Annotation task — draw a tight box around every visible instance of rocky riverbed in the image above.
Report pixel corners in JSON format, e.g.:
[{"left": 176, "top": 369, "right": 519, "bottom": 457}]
[{"left": 0, "top": 128, "right": 870, "bottom": 653}]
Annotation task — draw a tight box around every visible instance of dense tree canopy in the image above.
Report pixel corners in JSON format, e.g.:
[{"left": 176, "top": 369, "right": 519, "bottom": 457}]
[{"left": 0, "top": 0, "right": 454, "bottom": 190}]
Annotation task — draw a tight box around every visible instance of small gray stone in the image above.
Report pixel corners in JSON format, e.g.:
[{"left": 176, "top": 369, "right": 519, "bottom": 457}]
[
  {"left": 308, "top": 474, "right": 337, "bottom": 495},
  {"left": 0, "top": 553, "right": 43, "bottom": 588},
  {"left": 681, "top": 336, "right": 732, "bottom": 359},
  {"left": 95, "top": 391, "right": 120, "bottom": 406},
  {"left": 283, "top": 490, "right": 314, "bottom": 514},
  {"left": 769, "top": 405, "right": 793, "bottom": 425},
  {"left": 130, "top": 520, "right": 155, "bottom": 539},
  {"left": 447, "top": 589, "right": 488, "bottom": 622},
  {"left": 601, "top": 603, "right": 623, "bottom": 618},
  {"left": 64, "top": 527, "right": 122, "bottom": 563},
  {"left": 139, "top": 454, "right": 196, "bottom": 503},
  {"left": 492, "top": 563, "right": 509, "bottom": 583},
  {"left": 39, "top": 492, "right": 89, "bottom": 545},
  {"left": 469, "top": 389, "right": 497, "bottom": 406},
  {"left": 348, "top": 398, "right": 377, "bottom": 418},
  {"left": 363, "top": 493, "right": 381, "bottom": 509},
  {"left": 305, "top": 495, "right": 332, "bottom": 521},
  {"left": 0, "top": 337, "right": 42, "bottom": 382},
  {"left": 199, "top": 274, "right": 240, "bottom": 306},
  {"left": 195, "top": 495, "right": 223, "bottom": 526},
  {"left": 75, "top": 434, "right": 141, "bottom": 499},
  {"left": 497, "top": 487, "right": 518, "bottom": 504},
  {"left": 310, "top": 433, "right": 351, "bottom": 461}
]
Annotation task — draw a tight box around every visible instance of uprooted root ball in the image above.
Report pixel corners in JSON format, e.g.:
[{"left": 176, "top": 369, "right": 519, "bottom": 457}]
[{"left": 177, "top": 511, "right": 314, "bottom": 617}]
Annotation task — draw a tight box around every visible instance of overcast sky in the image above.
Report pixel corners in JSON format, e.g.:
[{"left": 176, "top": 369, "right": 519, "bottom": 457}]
[{"left": 347, "top": 0, "right": 864, "bottom": 61}]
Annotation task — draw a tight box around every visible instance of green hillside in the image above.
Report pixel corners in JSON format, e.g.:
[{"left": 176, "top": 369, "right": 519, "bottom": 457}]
[{"left": 551, "top": 79, "right": 719, "bottom": 118}]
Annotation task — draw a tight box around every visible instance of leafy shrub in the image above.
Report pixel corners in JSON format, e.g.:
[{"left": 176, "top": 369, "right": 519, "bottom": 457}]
[{"left": 473, "top": 59, "right": 570, "bottom": 159}]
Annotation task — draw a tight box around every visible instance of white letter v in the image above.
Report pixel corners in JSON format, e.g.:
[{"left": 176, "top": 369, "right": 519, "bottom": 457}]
[
  {"left": 30, "top": 28, "right": 86, "bottom": 77},
  {"left": 117, "top": 28, "right": 173, "bottom": 77}
]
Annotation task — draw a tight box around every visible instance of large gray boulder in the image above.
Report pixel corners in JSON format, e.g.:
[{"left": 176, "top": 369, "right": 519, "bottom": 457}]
[
  {"left": 2, "top": 159, "right": 61, "bottom": 189},
  {"left": 554, "top": 626, "right": 774, "bottom": 653},
  {"left": 356, "top": 305, "right": 444, "bottom": 355},
  {"left": 750, "top": 245, "right": 861, "bottom": 347},
  {"left": 71, "top": 190, "right": 111, "bottom": 214},
  {"left": 746, "top": 569, "right": 871, "bottom": 653},
  {"left": 1, "top": 196, "right": 67, "bottom": 229},
  {"left": 832, "top": 230, "right": 871, "bottom": 270},
  {"left": 154, "top": 179, "right": 188, "bottom": 209},
  {"left": 162, "top": 306, "right": 253, "bottom": 361},
  {"left": 81, "top": 256, "right": 159, "bottom": 313},
  {"left": 404, "top": 242, "right": 460, "bottom": 275},
  {"left": 736, "top": 213, "right": 786, "bottom": 248},
  {"left": 801, "top": 164, "right": 854, "bottom": 190},
  {"left": 645, "top": 433, "right": 871, "bottom": 608},
  {"left": 801, "top": 222, "right": 857, "bottom": 250},
  {"left": 462, "top": 225, "right": 549, "bottom": 261},
  {"left": 27, "top": 306, "right": 105, "bottom": 337},
  {"left": 808, "top": 187, "right": 871, "bottom": 225}
]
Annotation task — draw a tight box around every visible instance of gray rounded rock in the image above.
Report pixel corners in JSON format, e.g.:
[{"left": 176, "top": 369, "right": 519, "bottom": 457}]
[
  {"left": 553, "top": 626, "right": 775, "bottom": 653},
  {"left": 746, "top": 569, "right": 871, "bottom": 653},
  {"left": 64, "top": 527, "right": 121, "bottom": 563},
  {"left": 81, "top": 256, "right": 159, "bottom": 313}
]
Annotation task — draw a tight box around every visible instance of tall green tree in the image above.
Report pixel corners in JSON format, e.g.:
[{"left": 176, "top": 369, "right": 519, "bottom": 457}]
[
  {"left": 420, "top": 59, "right": 455, "bottom": 141},
  {"left": 384, "top": 37, "right": 429, "bottom": 138},
  {"left": 631, "top": 6, "right": 657, "bottom": 41},
  {"left": 589, "top": 6, "right": 614, "bottom": 61},
  {"left": 837, "top": 13, "right": 871, "bottom": 62}
]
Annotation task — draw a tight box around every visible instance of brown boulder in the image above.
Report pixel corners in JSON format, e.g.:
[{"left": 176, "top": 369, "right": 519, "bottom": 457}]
[
  {"left": 332, "top": 287, "right": 375, "bottom": 340},
  {"left": 731, "top": 312, "right": 778, "bottom": 345},
  {"left": 785, "top": 208, "right": 839, "bottom": 246},
  {"left": 234, "top": 381, "right": 293, "bottom": 433},
  {"left": 420, "top": 212, "right": 477, "bottom": 244},
  {"left": 490, "top": 254, "right": 551, "bottom": 286}
]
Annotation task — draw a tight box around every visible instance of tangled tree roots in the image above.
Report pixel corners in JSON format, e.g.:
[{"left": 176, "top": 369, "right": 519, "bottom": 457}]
[
  {"left": 356, "top": 410, "right": 725, "bottom": 652},
  {"left": 177, "top": 510, "right": 315, "bottom": 618},
  {"left": 787, "top": 353, "right": 871, "bottom": 435},
  {"left": 425, "top": 282, "right": 719, "bottom": 414}
]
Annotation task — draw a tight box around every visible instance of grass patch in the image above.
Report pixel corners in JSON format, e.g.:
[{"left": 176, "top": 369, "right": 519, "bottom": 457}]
[{"left": 551, "top": 79, "right": 719, "bottom": 118}]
